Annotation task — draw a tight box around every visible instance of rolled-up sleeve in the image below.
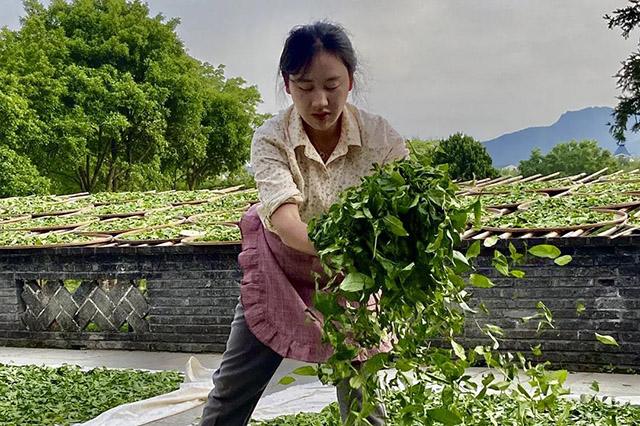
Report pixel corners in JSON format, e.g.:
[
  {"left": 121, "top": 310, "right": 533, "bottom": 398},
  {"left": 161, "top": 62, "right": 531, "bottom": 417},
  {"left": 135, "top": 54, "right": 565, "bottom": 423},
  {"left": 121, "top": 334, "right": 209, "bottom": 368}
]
[{"left": 251, "top": 126, "right": 304, "bottom": 231}]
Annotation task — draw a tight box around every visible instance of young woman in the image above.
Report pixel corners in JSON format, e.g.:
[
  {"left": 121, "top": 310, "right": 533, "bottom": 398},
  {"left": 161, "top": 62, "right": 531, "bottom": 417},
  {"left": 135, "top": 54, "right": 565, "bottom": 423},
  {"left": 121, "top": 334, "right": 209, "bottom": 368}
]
[{"left": 199, "top": 21, "right": 408, "bottom": 426}]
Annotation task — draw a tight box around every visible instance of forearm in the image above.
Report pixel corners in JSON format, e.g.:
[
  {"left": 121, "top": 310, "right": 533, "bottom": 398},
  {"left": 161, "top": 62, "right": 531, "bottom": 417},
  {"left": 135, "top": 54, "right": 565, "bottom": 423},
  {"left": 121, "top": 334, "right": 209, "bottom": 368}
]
[{"left": 270, "top": 203, "right": 317, "bottom": 256}]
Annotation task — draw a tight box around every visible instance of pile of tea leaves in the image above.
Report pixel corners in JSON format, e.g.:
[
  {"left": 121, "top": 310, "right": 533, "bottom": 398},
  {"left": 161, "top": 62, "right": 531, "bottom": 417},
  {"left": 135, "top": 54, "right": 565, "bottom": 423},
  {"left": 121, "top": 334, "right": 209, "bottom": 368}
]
[{"left": 0, "top": 363, "right": 182, "bottom": 425}]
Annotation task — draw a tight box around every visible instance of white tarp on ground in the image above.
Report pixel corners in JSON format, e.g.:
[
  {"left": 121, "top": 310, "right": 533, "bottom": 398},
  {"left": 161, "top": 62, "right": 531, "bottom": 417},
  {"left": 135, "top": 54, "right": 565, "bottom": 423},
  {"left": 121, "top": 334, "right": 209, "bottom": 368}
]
[
  {"left": 76, "top": 357, "right": 640, "bottom": 426},
  {"left": 75, "top": 356, "right": 335, "bottom": 426}
]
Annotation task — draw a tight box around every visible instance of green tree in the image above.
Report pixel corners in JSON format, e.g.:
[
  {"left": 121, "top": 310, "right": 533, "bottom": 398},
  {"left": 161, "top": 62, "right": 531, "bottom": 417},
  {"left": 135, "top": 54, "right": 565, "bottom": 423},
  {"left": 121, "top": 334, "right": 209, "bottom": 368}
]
[
  {"left": 204, "top": 165, "right": 257, "bottom": 190},
  {"left": 518, "top": 140, "right": 620, "bottom": 177},
  {"left": 605, "top": 1, "right": 640, "bottom": 142},
  {"left": 617, "top": 155, "right": 640, "bottom": 172},
  {"left": 517, "top": 147, "right": 545, "bottom": 177},
  {"left": 0, "top": 145, "right": 51, "bottom": 197},
  {"left": 431, "top": 132, "right": 499, "bottom": 180},
  {"left": 0, "top": 0, "right": 263, "bottom": 194}
]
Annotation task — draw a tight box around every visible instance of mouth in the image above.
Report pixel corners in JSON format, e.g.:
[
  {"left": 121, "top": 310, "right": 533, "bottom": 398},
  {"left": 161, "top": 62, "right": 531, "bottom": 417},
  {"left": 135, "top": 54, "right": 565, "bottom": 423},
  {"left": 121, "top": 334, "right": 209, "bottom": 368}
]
[{"left": 312, "top": 112, "right": 331, "bottom": 121}]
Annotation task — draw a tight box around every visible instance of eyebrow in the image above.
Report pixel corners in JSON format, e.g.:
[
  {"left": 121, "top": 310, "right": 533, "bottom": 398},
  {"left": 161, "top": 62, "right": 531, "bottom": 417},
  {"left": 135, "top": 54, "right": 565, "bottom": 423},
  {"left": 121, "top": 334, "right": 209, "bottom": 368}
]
[{"left": 290, "top": 76, "right": 341, "bottom": 83}]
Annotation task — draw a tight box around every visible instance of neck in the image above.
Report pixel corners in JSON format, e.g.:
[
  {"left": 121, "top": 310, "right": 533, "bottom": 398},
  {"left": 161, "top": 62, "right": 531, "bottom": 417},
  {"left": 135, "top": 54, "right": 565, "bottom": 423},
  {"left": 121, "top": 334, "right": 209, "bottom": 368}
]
[{"left": 303, "top": 113, "right": 342, "bottom": 152}]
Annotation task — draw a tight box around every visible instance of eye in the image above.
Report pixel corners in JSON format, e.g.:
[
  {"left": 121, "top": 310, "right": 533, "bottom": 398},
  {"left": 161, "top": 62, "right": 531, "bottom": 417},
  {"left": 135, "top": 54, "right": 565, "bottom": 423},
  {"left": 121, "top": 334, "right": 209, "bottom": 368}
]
[
  {"left": 298, "top": 85, "right": 313, "bottom": 92},
  {"left": 325, "top": 86, "right": 339, "bottom": 91}
]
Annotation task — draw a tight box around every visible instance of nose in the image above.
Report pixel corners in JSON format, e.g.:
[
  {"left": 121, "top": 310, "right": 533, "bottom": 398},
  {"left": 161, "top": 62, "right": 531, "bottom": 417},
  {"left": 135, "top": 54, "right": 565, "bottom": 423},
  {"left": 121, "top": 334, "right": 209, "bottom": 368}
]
[{"left": 311, "top": 89, "right": 329, "bottom": 108}]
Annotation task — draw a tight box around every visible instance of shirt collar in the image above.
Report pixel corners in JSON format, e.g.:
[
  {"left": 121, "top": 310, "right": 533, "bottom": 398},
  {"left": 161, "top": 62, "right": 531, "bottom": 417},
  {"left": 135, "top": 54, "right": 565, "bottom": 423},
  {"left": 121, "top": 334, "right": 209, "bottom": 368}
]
[{"left": 288, "top": 104, "right": 362, "bottom": 164}]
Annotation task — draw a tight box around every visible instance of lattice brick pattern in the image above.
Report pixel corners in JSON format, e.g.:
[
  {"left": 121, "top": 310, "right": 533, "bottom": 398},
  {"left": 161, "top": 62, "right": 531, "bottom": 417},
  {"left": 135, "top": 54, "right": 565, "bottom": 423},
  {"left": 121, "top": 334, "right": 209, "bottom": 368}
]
[{"left": 20, "top": 279, "right": 150, "bottom": 332}]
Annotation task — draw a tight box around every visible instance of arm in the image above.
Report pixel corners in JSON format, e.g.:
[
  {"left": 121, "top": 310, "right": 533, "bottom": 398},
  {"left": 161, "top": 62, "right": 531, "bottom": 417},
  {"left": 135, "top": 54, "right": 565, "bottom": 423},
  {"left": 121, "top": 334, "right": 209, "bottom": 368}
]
[
  {"left": 251, "top": 123, "right": 305, "bottom": 235},
  {"left": 270, "top": 203, "right": 317, "bottom": 256}
]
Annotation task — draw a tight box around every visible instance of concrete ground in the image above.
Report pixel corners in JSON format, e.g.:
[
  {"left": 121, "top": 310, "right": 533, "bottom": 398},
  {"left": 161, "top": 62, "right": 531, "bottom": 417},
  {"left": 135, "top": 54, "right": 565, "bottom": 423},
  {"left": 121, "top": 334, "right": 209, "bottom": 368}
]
[{"left": 1, "top": 347, "right": 639, "bottom": 425}]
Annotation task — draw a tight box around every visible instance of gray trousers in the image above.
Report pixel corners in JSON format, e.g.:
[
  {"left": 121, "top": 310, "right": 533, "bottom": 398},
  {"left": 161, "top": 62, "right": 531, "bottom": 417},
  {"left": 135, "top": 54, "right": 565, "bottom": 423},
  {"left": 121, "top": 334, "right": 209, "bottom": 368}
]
[{"left": 199, "top": 301, "right": 386, "bottom": 426}]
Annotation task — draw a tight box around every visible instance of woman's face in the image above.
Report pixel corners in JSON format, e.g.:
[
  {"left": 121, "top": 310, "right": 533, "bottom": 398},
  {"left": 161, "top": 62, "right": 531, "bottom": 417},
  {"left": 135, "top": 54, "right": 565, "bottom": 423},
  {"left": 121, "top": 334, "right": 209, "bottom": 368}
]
[{"left": 286, "top": 50, "right": 352, "bottom": 134}]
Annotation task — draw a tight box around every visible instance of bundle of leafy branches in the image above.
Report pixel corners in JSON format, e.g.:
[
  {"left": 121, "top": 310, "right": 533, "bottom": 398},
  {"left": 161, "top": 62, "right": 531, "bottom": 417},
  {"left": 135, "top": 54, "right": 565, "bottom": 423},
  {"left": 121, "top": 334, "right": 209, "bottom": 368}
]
[
  {"left": 303, "top": 157, "right": 622, "bottom": 425},
  {"left": 0, "top": 363, "right": 182, "bottom": 425},
  {"left": 252, "top": 391, "right": 640, "bottom": 426},
  {"left": 307, "top": 158, "right": 482, "bottom": 424}
]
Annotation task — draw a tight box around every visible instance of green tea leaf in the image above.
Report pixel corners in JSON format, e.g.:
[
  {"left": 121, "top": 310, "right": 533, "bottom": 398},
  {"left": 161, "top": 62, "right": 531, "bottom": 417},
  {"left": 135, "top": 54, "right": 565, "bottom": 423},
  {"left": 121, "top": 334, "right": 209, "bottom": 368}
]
[
  {"left": 511, "top": 270, "right": 525, "bottom": 278},
  {"left": 554, "top": 255, "right": 573, "bottom": 266},
  {"left": 492, "top": 250, "right": 510, "bottom": 276},
  {"left": 339, "top": 272, "right": 373, "bottom": 292},
  {"left": 383, "top": 214, "right": 409, "bottom": 236},
  {"left": 452, "top": 250, "right": 469, "bottom": 267},
  {"left": 595, "top": 333, "right": 619, "bottom": 346},
  {"left": 451, "top": 339, "right": 467, "bottom": 360},
  {"left": 291, "top": 366, "right": 318, "bottom": 376},
  {"left": 465, "top": 240, "right": 481, "bottom": 259},
  {"left": 483, "top": 235, "right": 499, "bottom": 247},
  {"left": 278, "top": 376, "right": 295, "bottom": 385},
  {"left": 529, "top": 244, "right": 561, "bottom": 259},
  {"left": 349, "top": 375, "right": 364, "bottom": 389},
  {"left": 427, "top": 408, "right": 462, "bottom": 425},
  {"left": 469, "top": 273, "right": 495, "bottom": 288},
  {"left": 531, "top": 344, "right": 542, "bottom": 356}
]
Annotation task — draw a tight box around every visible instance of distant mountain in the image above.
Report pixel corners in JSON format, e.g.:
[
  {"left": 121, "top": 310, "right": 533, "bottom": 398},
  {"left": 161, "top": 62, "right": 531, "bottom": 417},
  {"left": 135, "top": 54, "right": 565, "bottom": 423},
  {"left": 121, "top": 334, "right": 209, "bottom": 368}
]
[{"left": 482, "top": 106, "right": 638, "bottom": 168}]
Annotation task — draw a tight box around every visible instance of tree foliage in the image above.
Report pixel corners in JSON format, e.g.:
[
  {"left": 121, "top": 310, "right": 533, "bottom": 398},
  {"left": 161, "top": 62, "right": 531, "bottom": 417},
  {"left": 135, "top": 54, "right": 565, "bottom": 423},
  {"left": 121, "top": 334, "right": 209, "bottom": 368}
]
[
  {"left": 518, "top": 140, "right": 620, "bottom": 177},
  {"left": 605, "top": 0, "right": 640, "bottom": 142},
  {"left": 0, "top": 0, "right": 264, "bottom": 194},
  {"left": 429, "top": 132, "right": 499, "bottom": 180},
  {"left": 0, "top": 145, "right": 51, "bottom": 198}
]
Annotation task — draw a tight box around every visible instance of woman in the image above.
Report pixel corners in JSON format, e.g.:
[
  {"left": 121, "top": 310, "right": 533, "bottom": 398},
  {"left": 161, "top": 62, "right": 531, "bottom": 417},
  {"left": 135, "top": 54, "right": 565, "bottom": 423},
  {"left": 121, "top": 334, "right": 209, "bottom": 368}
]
[{"left": 199, "top": 21, "right": 408, "bottom": 426}]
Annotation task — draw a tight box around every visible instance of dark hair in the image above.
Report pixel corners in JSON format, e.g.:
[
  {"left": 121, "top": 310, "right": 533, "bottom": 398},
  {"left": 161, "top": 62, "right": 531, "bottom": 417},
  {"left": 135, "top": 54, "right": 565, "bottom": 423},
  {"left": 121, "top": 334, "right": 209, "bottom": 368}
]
[{"left": 279, "top": 21, "right": 357, "bottom": 85}]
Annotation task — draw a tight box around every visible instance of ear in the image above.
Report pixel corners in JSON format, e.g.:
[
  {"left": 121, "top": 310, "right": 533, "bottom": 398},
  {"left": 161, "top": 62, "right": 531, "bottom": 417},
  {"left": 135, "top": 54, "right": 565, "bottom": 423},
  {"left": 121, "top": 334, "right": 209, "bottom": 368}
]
[{"left": 348, "top": 76, "right": 354, "bottom": 91}]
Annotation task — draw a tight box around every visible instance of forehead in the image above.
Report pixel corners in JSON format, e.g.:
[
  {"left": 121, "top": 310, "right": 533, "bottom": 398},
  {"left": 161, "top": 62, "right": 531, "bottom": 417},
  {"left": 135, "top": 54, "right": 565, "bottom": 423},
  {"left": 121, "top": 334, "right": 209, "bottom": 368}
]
[{"left": 290, "top": 51, "right": 349, "bottom": 82}]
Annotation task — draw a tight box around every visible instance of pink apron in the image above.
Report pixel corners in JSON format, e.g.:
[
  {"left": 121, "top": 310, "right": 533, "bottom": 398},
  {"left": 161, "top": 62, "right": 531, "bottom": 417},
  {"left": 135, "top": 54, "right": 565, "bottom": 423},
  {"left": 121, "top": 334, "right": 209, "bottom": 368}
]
[{"left": 239, "top": 204, "right": 391, "bottom": 363}]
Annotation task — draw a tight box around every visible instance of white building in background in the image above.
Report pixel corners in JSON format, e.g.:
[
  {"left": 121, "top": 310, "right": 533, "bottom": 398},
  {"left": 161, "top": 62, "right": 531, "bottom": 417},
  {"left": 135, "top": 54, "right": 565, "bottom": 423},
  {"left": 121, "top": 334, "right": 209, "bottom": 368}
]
[
  {"left": 614, "top": 144, "right": 632, "bottom": 159},
  {"left": 501, "top": 164, "right": 518, "bottom": 172}
]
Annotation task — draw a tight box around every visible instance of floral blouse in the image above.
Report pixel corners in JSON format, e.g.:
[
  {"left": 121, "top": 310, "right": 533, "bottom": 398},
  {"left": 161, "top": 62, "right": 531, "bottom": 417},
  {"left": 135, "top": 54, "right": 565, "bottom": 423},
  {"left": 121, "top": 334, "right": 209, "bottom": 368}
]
[{"left": 251, "top": 103, "right": 409, "bottom": 231}]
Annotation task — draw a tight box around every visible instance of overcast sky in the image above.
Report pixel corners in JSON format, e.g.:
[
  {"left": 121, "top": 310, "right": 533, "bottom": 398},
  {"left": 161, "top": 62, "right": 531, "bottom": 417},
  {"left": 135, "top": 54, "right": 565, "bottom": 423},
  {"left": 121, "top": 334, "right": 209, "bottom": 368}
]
[{"left": 1, "top": 0, "right": 637, "bottom": 141}]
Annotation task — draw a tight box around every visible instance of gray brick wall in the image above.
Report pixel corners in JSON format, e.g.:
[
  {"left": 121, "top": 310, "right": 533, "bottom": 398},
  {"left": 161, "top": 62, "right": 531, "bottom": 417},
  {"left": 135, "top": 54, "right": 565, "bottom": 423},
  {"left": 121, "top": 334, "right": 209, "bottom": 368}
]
[
  {"left": 457, "top": 236, "right": 640, "bottom": 372},
  {"left": 0, "top": 235, "right": 638, "bottom": 371},
  {"left": 0, "top": 245, "right": 242, "bottom": 353}
]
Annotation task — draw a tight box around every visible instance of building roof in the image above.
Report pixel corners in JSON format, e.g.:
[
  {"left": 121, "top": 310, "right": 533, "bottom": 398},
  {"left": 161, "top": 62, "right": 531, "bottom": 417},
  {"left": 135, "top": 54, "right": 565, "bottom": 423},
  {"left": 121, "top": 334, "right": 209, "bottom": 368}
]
[{"left": 614, "top": 144, "right": 631, "bottom": 157}]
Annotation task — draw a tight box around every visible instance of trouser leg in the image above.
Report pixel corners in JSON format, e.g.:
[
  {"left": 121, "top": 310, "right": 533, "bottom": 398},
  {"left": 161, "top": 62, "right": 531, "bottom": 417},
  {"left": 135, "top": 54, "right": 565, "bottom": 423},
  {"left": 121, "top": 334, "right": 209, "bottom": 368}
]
[
  {"left": 336, "top": 364, "right": 387, "bottom": 426},
  {"left": 199, "top": 301, "right": 284, "bottom": 426}
]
